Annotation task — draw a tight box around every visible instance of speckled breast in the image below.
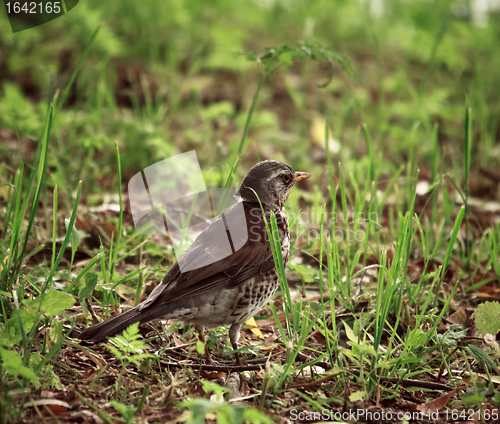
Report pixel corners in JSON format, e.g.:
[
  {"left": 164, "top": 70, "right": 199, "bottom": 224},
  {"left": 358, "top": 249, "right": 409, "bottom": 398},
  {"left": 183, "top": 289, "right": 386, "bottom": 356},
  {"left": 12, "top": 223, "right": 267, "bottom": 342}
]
[{"left": 229, "top": 206, "right": 290, "bottom": 324}]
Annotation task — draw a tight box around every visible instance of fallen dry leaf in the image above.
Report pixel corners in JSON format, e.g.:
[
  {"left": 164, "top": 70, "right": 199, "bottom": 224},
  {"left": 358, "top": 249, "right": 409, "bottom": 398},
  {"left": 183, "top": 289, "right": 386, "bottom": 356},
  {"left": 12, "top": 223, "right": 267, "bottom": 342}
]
[{"left": 416, "top": 388, "right": 462, "bottom": 414}]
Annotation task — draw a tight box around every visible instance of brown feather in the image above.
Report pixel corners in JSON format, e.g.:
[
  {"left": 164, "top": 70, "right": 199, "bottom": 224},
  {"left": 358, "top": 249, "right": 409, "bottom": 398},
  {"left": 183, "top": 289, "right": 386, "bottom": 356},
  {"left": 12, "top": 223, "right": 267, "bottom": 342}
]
[{"left": 140, "top": 202, "right": 272, "bottom": 307}]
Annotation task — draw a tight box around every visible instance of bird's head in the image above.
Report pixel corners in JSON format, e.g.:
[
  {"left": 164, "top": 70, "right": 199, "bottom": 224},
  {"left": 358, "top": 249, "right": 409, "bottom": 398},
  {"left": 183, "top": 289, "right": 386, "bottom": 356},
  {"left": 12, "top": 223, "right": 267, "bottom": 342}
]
[{"left": 236, "top": 160, "right": 310, "bottom": 209}]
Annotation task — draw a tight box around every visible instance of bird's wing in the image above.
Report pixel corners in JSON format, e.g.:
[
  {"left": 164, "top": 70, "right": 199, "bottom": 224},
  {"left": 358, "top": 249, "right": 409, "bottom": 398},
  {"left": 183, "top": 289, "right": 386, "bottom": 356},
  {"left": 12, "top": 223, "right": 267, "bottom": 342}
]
[{"left": 139, "top": 202, "right": 274, "bottom": 310}]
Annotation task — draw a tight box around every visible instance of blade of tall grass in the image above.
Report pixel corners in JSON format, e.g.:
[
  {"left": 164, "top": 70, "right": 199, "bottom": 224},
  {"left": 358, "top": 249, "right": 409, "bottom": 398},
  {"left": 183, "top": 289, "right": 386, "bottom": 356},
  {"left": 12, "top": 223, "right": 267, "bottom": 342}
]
[
  {"left": 362, "top": 123, "right": 375, "bottom": 184},
  {"left": 109, "top": 144, "right": 124, "bottom": 280},
  {"left": 338, "top": 162, "right": 351, "bottom": 296},
  {"left": 1, "top": 170, "right": 23, "bottom": 290},
  {"left": 1, "top": 182, "right": 15, "bottom": 240},
  {"left": 99, "top": 242, "right": 111, "bottom": 314},
  {"left": 362, "top": 181, "right": 377, "bottom": 268},
  {"left": 276, "top": 304, "right": 325, "bottom": 388},
  {"left": 53, "top": 26, "right": 100, "bottom": 117},
  {"left": 424, "top": 279, "right": 460, "bottom": 348},
  {"left": 222, "top": 73, "right": 266, "bottom": 195},
  {"left": 2, "top": 104, "right": 52, "bottom": 290},
  {"left": 44, "top": 180, "right": 83, "bottom": 291},
  {"left": 252, "top": 186, "right": 318, "bottom": 372},
  {"left": 269, "top": 212, "right": 295, "bottom": 338},
  {"left": 464, "top": 100, "right": 472, "bottom": 282},
  {"left": 486, "top": 227, "right": 500, "bottom": 278},
  {"left": 418, "top": 14, "right": 451, "bottom": 95},
  {"left": 430, "top": 124, "right": 439, "bottom": 248},
  {"left": 51, "top": 185, "right": 58, "bottom": 273},
  {"left": 324, "top": 121, "right": 335, "bottom": 202},
  {"left": 65, "top": 253, "right": 102, "bottom": 293},
  {"left": 318, "top": 210, "right": 336, "bottom": 363},
  {"left": 433, "top": 205, "right": 465, "bottom": 304}
]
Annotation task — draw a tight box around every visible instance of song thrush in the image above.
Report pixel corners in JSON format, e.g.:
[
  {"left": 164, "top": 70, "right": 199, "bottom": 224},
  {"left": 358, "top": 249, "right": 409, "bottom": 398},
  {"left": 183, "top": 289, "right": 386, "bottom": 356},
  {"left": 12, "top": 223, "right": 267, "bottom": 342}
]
[{"left": 79, "top": 160, "right": 310, "bottom": 364}]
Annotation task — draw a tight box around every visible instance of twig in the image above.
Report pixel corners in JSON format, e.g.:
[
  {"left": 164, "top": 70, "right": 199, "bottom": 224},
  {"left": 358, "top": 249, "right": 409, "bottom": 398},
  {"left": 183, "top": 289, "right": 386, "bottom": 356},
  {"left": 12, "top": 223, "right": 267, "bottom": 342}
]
[
  {"left": 159, "top": 360, "right": 266, "bottom": 372},
  {"left": 165, "top": 352, "right": 453, "bottom": 391},
  {"left": 86, "top": 298, "right": 101, "bottom": 324},
  {"left": 348, "top": 369, "right": 453, "bottom": 391},
  {"left": 286, "top": 373, "right": 339, "bottom": 390},
  {"left": 161, "top": 343, "right": 193, "bottom": 352},
  {"left": 294, "top": 351, "right": 453, "bottom": 391}
]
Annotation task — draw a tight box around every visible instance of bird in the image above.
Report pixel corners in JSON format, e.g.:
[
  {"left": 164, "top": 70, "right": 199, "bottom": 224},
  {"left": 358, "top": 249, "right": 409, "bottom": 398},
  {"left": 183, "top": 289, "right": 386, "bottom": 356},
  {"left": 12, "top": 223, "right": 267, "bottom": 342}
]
[{"left": 78, "top": 160, "right": 310, "bottom": 365}]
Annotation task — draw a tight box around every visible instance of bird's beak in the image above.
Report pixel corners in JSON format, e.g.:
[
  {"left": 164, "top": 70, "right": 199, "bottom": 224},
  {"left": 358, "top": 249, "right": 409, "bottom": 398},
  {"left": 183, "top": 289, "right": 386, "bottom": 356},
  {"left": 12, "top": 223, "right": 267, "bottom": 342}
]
[{"left": 294, "top": 172, "right": 311, "bottom": 182}]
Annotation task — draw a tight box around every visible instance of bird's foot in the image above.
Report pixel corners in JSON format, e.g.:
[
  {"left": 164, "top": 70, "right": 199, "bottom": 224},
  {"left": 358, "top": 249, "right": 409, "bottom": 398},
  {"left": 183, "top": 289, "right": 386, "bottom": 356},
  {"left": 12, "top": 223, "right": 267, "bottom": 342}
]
[{"left": 234, "top": 352, "right": 242, "bottom": 366}]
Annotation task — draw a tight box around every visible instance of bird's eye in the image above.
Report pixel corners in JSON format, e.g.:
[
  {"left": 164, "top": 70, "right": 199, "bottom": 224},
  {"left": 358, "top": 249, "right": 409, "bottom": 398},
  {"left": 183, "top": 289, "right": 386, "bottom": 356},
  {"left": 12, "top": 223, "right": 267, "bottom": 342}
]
[{"left": 282, "top": 174, "right": 292, "bottom": 184}]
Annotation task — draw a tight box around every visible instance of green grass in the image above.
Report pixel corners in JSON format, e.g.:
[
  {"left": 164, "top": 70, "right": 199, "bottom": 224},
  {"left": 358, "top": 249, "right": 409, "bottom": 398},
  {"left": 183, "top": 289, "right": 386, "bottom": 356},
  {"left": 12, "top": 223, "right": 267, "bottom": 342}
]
[{"left": 1, "top": 0, "right": 500, "bottom": 422}]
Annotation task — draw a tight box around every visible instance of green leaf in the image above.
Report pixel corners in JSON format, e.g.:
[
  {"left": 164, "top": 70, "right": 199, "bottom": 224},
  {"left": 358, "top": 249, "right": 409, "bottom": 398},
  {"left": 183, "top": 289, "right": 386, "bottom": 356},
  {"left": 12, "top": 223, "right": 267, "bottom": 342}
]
[
  {"left": 78, "top": 273, "right": 98, "bottom": 317},
  {"left": 288, "top": 263, "right": 319, "bottom": 283},
  {"left": 0, "top": 347, "right": 39, "bottom": 383},
  {"left": 25, "top": 289, "right": 75, "bottom": 317},
  {"left": 439, "top": 329, "right": 467, "bottom": 346},
  {"left": 127, "top": 353, "right": 154, "bottom": 367},
  {"left": 408, "top": 328, "right": 427, "bottom": 347},
  {"left": 309, "top": 301, "right": 321, "bottom": 312},
  {"left": 349, "top": 390, "right": 366, "bottom": 402},
  {"left": 79, "top": 273, "right": 98, "bottom": 299},
  {"left": 279, "top": 51, "right": 294, "bottom": 67},
  {"left": 200, "top": 101, "right": 235, "bottom": 120},
  {"left": 462, "top": 392, "right": 487, "bottom": 407},
  {"left": 108, "top": 323, "right": 154, "bottom": 366},
  {"left": 243, "top": 408, "right": 273, "bottom": 423},
  {"left": 201, "top": 381, "right": 229, "bottom": 401},
  {"left": 29, "top": 352, "right": 61, "bottom": 390},
  {"left": 107, "top": 344, "right": 125, "bottom": 362},
  {"left": 109, "top": 400, "right": 136, "bottom": 422},
  {"left": 493, "top": 393, "right": 500, "bottom": 405},
  {"left": 1, "top": 309, "right": 36, "bottom": 347},
  {"left": 466, "top": 345, "right": 495, "bottom": 369},
  {"left": 196, "top": 339, "right": 205, "bottom": 355},
  {"left": 342, "top": 321, "right": 358, "bottom": 343},
  {"left": 473, "top": 301, "right": 500, "bottom": 336},
  {"left": 65, "top": 218, "right": 86, "bottom": 256},
  {"left": 468, "top": 381, "right": 494, "bottom": 396}
]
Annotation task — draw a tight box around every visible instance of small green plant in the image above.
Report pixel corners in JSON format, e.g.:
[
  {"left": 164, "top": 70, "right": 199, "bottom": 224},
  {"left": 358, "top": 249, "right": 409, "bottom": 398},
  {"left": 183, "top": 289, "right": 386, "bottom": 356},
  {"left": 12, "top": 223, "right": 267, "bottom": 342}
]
[
  {"left": 0, "top": 288, "right": 71, "bottom": 420},
  {"left": 0, "top": 83, "right": 42, "bottom": 136},
  {"left": 109, "top": 400, "right": 139, "bottom": 424},
  {"left": 107, "top": 323, "right": 155, "bottom": 400},
  {"left": 179, "top": 380, "right": 272, "bottom": 424},
  {"left": 221, "top": 42, "right": 352, "bottom": 194},
  {"left": 0, "top": 347, "right": 39, "bottom": 385}
]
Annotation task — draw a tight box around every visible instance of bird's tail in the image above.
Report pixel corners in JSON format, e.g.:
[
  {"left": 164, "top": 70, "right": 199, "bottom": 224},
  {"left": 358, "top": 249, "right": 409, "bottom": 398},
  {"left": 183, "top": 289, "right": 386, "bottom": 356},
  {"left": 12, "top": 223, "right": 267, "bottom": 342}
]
[{"left": 78, "top": 306, "right": 144, "bottom": 343}]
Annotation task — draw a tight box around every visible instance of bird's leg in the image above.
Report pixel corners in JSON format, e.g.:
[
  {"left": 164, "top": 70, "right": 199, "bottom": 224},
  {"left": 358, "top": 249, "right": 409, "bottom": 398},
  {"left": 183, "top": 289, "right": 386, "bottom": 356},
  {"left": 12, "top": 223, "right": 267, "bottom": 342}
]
[
  {"left": 195, "top": 325, "right": 213, "bottom": 365},
  {"left": 229, "top": 323, "right": 242, "bottom": 366}
]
